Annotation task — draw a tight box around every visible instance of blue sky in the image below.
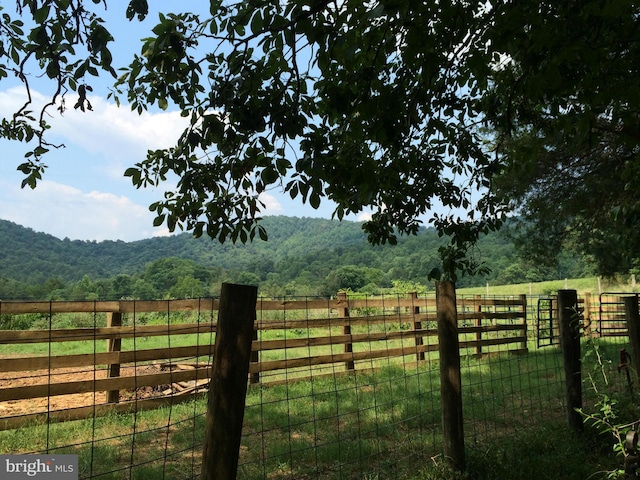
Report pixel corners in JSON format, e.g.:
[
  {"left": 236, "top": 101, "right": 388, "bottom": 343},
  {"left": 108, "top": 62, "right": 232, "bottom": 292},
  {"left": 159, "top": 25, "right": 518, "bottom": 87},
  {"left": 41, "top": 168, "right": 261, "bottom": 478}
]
[{"left": 0, "top": 3, "right": 372, "bottom": 242}]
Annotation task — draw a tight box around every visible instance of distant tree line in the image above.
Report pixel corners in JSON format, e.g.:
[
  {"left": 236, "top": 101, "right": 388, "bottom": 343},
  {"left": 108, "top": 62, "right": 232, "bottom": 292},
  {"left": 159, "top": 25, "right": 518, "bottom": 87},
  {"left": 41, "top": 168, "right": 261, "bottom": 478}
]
[{"left": 0, "top": 217, "right": 591, "bottom": 301}]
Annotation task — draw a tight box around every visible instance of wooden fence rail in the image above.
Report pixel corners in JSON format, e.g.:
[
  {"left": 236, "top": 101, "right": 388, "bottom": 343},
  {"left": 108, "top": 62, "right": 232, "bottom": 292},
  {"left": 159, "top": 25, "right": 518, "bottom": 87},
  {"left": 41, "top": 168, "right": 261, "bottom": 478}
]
[{"left": 0, "top": 294, "right": 527, "bottom": 430}]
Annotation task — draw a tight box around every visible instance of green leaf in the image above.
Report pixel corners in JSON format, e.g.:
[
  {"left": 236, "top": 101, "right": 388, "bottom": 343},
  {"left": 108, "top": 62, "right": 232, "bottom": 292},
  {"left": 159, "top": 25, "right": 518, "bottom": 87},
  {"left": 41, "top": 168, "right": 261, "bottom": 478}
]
[
  {"left": 10, "top": 46, "right": 20, "bottom": 65},
  {"left": 126, "top": 0, "right": 149, "bottom": 21},
  {"left": 261, "top": 167, "right": 278, "bottom": 185},
  {"left": 309, "top": 192, "right": 321, "bottom": 209},
  {"left": 34, "top": 4, "right": 50, "bottom": 24},
  {"left": 428, "top": 268, "right": 442, "bottom": 281},
  {"left": 124, "top": 167, "right": 142, "bottom": 186},
  {"left": 153, "top": 214, "right": 165, "bottom": 227},
  {"left": 250, "top": 10, "right": 262, "bottom": 35},
  {"left": 257, "top": 225, "right": 268, "bottom": 241}
]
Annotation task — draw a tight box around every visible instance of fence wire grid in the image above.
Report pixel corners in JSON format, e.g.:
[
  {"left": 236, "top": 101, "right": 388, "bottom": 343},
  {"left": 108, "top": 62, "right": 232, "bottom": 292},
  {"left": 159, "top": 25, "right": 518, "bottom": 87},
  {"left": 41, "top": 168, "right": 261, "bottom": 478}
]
[{"left": 0, "top": 293, "right": 627, "bottom": 479}]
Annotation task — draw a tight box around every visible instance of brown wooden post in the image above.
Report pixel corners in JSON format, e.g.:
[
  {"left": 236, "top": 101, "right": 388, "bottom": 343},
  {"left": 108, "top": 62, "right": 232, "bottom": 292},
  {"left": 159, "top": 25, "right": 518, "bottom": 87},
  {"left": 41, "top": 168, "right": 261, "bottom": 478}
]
[
  {"left": 583, "top": 293, "right": 593, "bottom": 337},
  {"left": 552, "top": 294, "right": 560, "bottom": 341},
  {"left": 411, "top": 292, "right": 426, "bottom": 362},
  {"left": 519, "top": 294, "right": 528, "bottom": 352},
  {"left": 249, "top": 298, "right": 260, "bottom": 385},
  {"left": 201, "top": 283, "right": 258, "bottom": 480},
  {"left": 338, "top": 292, "right": 355, "bottom": 371},
  {"left": 474, "top": 294, "right": 482, "bottom": 356},
  {"left": 437, "top": 281, "right": 465, "bottom": 470},
  {"left": 624, "top": 295, "right": 640, "bottom": 377},
  {"left": 249, "top": 327, "right": 260, "bottom": 384},
  {"left": 105, "top": 312, "right": 122, "bottom": 404},
  {"left": 557, "top": 289, "right": 583, "bottom": 433}
]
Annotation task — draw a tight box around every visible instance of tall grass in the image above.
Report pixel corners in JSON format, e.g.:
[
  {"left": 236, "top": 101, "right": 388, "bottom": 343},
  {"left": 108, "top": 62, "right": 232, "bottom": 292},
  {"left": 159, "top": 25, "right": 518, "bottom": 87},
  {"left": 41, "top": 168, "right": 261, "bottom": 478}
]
[
  {"left": 0, "top": 343, "right": 621, "bottom": 479},
  {"left": 0, "top": 289, "right": 632, "bottom": 479}
]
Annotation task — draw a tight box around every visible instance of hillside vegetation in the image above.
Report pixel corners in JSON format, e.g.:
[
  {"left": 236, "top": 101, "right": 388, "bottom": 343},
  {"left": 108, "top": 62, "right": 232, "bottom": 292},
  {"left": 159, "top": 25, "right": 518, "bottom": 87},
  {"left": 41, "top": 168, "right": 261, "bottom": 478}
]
[{"left": 0, "top": 216, "right": 592, "bottom": 300}]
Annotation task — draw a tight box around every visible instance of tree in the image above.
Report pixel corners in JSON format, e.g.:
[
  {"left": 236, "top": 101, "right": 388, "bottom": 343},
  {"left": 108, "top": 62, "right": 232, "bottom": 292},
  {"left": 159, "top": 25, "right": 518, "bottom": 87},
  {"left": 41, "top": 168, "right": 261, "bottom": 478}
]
[
  {"left": 487, "top": 2, "right": 640, "bottom": 277},
  {"left": 169, "top": 275, "right": 206, "bottom": 299},
  {"left": 3, "top": 1, "right": 638, "bottom": 280},
  {"left": 111, "top": 273, "right": 133, "bottom": 299},
  {"left": 321, "top": 265, "right": 369, "bottom": 296},
  {"left": 141, "top": 257, "right": 213, "bottom": 293}
]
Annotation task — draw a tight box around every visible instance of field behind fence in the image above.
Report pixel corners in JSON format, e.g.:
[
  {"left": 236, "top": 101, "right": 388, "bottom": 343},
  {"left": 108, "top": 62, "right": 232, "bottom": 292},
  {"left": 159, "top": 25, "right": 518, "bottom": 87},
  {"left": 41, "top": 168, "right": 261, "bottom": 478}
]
[{"left": 0, "top": 290, "right": 633, "bottom": 479}]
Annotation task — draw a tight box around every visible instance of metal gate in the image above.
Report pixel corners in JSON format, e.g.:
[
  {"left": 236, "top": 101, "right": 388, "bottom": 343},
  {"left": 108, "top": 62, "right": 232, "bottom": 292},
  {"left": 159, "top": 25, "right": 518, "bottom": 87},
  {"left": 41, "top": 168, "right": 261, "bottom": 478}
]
[
  {"left": 598, "top": 292, "right": 632, "bottom": 337},
  {"left": 537, "top": 297, "right": 559, "bottom": 348}
]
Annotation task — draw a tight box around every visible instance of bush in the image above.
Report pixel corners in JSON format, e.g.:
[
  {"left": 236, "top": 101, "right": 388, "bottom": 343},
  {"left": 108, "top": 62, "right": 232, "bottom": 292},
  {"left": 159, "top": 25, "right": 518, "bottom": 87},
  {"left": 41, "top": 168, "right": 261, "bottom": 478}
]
[{"left": 0, "top": 314, "right": 34, "bottom": 330}]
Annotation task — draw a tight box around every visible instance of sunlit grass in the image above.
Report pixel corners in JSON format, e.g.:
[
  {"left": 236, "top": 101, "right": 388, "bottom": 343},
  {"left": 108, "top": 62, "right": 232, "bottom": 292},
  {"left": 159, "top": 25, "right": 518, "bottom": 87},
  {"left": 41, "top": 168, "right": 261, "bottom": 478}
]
[
  {"left": 0, "top": 345, "right": 616, "bottom": 480},
  {"left": 0, "top": 289, "right": 632, "bottom": 478},
  {"left": 458, "top": 276, "right": 638, "bottom": 296}
]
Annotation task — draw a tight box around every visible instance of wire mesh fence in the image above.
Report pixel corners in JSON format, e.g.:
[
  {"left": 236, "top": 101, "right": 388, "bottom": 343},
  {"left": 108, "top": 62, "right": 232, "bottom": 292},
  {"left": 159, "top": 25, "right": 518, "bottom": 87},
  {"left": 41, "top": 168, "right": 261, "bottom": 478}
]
[
  {"left": 241, "top": 293, "right": 444, "bottom": 479},
  {"left": 0, "top": 291, "right": 626, "bottom": 479}
]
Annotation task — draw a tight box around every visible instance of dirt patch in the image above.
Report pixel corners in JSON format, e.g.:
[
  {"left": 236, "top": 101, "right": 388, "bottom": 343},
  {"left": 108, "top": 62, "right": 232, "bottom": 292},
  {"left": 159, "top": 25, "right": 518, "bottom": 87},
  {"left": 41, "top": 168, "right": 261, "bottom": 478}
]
[{"left": 0, "top": 363, "right": 172, "bottom": 417}]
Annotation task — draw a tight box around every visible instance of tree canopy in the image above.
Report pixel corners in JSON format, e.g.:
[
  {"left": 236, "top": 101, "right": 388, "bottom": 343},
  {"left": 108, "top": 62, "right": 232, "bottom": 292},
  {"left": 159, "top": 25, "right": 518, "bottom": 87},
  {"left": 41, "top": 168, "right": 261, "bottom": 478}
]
[
  {"left": 2, "top": 0, "right": 638, "bottom": 279},
  {"left": 0, "top": 216, "right": 589, "bottom": 300},
  {"left": 489, "top": 2, "right": 640, "bottom": 276}
]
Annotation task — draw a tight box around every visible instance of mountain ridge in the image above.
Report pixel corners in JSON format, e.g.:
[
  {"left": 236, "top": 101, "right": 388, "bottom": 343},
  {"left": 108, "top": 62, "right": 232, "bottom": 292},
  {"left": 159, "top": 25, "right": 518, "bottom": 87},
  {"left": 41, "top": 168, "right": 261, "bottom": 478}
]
[
  {"left": 0, "top": 216, "right": 386, "bottom": 283},
  {"left": 0, "top": 216, "right": 588, "bottom": 294}
]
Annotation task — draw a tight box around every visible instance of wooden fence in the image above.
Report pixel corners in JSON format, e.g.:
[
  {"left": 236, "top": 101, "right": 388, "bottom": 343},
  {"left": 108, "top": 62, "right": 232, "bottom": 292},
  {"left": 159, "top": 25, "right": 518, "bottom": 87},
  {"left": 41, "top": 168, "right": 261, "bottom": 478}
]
[{"left": 0, "top": 293, "right": 527, "bottom": 430}]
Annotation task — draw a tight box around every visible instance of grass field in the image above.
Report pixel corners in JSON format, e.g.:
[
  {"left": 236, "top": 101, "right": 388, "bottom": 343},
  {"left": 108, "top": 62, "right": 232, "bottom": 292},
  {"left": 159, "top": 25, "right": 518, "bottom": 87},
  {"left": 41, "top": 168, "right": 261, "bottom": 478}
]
[
  {"left": 0, "top": 282, "right": 635, "bottom": 479},
  {"left": 457, "top": 275, "right": 637, "bottom": 297},
  {"left": 0, "top": 337, "right": 629, "bottom": 479}
]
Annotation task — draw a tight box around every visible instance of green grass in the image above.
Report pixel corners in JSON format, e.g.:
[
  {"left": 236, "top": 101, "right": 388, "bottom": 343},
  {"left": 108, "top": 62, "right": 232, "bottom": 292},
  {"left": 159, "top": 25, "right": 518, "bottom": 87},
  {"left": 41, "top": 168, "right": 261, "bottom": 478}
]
[
  {"left": 0, "top": 287, "right": 635, "bottom": 478},
  {"left": 0, "top": 341, "right": 627, "bottom": 479},
  {"left": 458, "top": 276, "right": 638, "bottom": 296}
]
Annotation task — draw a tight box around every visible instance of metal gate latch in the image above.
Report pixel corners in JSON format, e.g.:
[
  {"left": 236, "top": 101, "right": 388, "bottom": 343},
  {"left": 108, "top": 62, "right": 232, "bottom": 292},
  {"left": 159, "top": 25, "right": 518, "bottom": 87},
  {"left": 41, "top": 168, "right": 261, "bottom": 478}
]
[{"left": 625, "top": 430, "right": 640, "bottom": 478}]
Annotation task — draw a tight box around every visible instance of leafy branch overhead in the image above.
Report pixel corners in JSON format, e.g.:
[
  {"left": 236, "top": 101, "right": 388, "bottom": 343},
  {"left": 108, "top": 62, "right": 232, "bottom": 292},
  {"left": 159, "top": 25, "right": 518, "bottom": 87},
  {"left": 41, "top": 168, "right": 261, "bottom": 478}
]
[
  {"left": 1, "top": 1, "right": 638, "bottom": 280},
  {"left": 0, "top": 0, "right": 118, "bottom": 187}
]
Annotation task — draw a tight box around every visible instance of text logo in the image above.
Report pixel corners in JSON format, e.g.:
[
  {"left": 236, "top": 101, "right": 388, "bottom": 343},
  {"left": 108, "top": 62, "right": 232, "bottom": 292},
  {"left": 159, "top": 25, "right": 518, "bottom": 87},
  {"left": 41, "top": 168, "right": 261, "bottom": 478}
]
[{"left": 0, "top": 455, "right": 78, "bottom": 479}]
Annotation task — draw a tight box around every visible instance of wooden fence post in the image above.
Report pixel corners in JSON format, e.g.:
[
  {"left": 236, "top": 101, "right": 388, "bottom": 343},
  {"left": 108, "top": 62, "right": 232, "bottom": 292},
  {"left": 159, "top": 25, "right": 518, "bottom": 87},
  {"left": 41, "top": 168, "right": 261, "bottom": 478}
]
[
  {"left": 519, "top": 294, "right": 528, "bottom": 352},
  {"left": 338, "top": 292, "right": 355, "bottom": 372},
  {"left": 249, "top": 299, "right": 260, "bottom": 385},
  {"left": 411, "top": 292, "right": 426, "bottom": 362},
  {"left": 474, "top": 294, "right": 482, "bottom": 356},
  {"left": 437, "top": 281, "right": 465, "bottom": 470},
  {"left": 557, "top": 289, "right": 583, "bottom": 433},
  {"left": 624, "top": 295, "right": 640, "bottom": 377},
  {"left": 201, "top": 283, "right": 258, "bottom": 480},
  {"left": 105, "top": 312, "right": 122, "bottom": 404},
  {"left": 583, "top": 293, "right": 593, "bottom": 337},
  {"left": 250, "top": 327, "right": 260, "bottom": 384}
]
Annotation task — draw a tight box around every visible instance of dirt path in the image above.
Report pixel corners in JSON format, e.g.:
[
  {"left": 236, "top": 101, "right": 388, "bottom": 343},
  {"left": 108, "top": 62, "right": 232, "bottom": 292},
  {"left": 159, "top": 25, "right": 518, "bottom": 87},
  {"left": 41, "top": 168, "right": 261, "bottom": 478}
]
[{"left": 0, "top": 363, "right": 169, "bottom": 417}]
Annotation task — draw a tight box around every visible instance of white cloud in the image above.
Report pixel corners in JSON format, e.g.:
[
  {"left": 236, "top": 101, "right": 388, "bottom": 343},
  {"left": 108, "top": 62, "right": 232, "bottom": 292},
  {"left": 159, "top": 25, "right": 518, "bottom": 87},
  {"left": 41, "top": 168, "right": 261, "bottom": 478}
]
[
  {"left": 0, "top": 86, "right": 192, "bottom": 241},
  {"left": 0, "top": 86, "right": 43, "bottom": 114},
  {"left": 0, "top": 180, "right": 156, "bottom": 242},
  {"left": 259, "top": 192, "right": 283, "bottom": 216},
  {"left": 357, "top": 212, "right": 373, "bottom": 222},
  {"left": 0, "top": 86, "right": 344, "bottom": 241},
  {"left": 0, "top": 86, "right": 187, "bottom": 178},
  {"left": 0, "top": 86, "right": 185, "bottom": 149},
  {"left": 48, "top": 95, "right": 187, "bottom": 161}
]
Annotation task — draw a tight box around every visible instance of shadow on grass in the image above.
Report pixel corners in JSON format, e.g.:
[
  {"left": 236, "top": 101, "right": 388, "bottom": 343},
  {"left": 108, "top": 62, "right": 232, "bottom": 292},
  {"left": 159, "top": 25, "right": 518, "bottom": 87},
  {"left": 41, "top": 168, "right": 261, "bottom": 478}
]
[{"left": 0, "top": 341, "right": 630, "bottom": 480}]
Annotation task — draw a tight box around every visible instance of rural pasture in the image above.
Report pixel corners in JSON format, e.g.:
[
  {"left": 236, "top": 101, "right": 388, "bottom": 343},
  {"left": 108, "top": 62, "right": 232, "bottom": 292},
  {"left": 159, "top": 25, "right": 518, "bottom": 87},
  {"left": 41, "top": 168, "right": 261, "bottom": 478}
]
[{"left": 0, "top": 287, "right": 635, "bottom": 478}]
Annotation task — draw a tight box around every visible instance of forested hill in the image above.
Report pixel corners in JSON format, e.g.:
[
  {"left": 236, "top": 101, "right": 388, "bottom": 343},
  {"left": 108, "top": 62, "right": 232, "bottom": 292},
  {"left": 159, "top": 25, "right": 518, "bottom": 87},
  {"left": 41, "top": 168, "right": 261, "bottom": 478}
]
[
  {"left": 0, "top": 216, "right": 376, "bottom": 282},
  {"left": 0, "top": 216, "right": 589, "bottom": 299}
]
